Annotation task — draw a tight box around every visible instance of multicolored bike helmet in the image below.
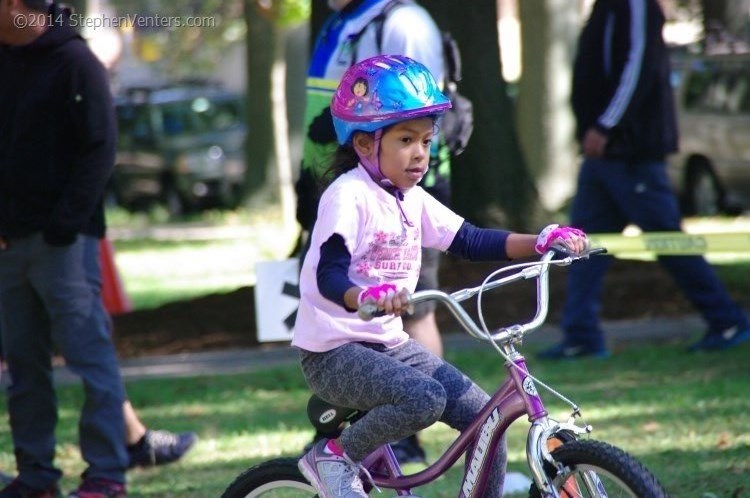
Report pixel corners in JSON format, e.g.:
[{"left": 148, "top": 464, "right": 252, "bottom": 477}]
[{"left": 331, "top": 55, "right": 452, "bottom": 145}]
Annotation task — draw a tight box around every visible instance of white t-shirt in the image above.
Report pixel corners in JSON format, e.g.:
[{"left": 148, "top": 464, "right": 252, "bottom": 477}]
[{"left": 291, "top": 166, "right": 464, "bottom": 352}]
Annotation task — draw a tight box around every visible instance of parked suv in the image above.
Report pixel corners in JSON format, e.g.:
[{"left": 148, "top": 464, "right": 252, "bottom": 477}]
[
  {"left": 110, "top": 83, "right": 247, "bottom": 215},
  {"left": 668, "top": 48, "right": 750, "bottom": 216}
]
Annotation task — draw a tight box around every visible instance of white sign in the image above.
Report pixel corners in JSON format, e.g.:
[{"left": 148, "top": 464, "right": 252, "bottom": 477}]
[{"left": 254, "top": 258, "right": 300, "bottom": 343}]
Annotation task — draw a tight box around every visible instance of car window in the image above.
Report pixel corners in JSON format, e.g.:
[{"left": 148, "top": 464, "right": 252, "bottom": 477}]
[
  {"left": 159, "top": 97, "right": 244, "bottom": 137},
  {"left": 117, "top": 104, "right": 153, "bottom": 147},
  {"left": 203, "top": 99, "right": 244, "bottom": 131},
  {"left": 682, "top": 59, "right": 750, "bottom": 115}
]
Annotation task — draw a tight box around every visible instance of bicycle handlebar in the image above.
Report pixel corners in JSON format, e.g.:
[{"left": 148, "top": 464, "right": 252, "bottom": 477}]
[{"left": 358, "top": 247, "right": 607, "bottom": 344}]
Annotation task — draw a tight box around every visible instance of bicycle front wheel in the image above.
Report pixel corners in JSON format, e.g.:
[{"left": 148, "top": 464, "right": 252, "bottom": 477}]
[
  {"left": 221, "top": 458, "right": 319, "bottom": 498},
  {"left": 529, "top": 439, "right": 668, "bottom": 497}
]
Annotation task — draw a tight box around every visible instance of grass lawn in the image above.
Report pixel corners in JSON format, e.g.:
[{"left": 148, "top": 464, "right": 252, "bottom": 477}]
[
  {"left": 108, "top": 204, "right": 298, "bottom": 310},
  {"left": 0, "top": 341, "right": 747, "bottom": 497}
]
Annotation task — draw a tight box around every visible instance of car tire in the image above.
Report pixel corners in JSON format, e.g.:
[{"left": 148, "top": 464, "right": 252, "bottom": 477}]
[
  {"left": 682, "top": 158, "right": 725, "bottom": 216},
  {"left": 163, "top": 183, "right": 185, "bottom": 217}
]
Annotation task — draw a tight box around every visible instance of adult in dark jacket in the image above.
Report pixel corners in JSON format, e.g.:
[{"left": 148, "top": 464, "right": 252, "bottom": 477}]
[
  {"left": 539, "top": 0, "right": 749, "bottom": 359},
  {"left": 0, "top": 1, "right": 128, "bottom": 496}
]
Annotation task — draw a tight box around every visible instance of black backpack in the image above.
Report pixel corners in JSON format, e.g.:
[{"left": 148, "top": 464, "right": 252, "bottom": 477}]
[{"left": 355, "top": 0, "right": 474, "bottom": 156}]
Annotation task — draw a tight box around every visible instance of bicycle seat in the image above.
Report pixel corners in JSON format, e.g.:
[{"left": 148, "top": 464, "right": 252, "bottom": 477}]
[{"left": 306, "top": 395, "right": 359, "bottom": 436}]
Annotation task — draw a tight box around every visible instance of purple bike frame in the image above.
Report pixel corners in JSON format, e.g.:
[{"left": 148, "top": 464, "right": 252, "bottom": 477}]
[
  {"left": 361, "top": 356, "right": 547, "bottom": 497},
  {"left": 352, "top": 250, "right": 605, "bottom": 497}
]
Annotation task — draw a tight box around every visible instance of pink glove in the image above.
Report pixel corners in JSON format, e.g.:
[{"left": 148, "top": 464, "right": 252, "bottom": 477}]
[
  {"left": 357, "top": 283, "right": 398, "bottom": 306},
  {"left": 535, "top": 224, "right": 588, "bottom": 254}
]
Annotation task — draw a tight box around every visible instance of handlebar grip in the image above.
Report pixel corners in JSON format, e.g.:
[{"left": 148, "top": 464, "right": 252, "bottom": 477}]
[{"left": 358, "top": 303, "right": 382, "bottom": 321}]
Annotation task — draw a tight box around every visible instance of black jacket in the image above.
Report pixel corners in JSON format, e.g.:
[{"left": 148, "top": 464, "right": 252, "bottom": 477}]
[
  {"left": 0, "top": 5, "right": 115, "bottom": 245},
  {"left": 571, "top": 0, "right": 678, "bottom": 160}
]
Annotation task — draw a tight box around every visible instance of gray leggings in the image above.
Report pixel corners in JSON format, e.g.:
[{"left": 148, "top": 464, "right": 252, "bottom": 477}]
[{"left": 299, "top": 339, "right": 506, "bottom": 497}]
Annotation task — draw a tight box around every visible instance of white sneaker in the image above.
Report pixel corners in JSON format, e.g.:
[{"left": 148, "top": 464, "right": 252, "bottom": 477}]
[{"left": 298, "top": 439, "right": 368, "bottom": 498}]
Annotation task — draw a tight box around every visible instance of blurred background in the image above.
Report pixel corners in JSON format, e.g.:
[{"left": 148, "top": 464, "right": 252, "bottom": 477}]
[{"left": 62, "top": 0, "right": 750, "bottom": 311}]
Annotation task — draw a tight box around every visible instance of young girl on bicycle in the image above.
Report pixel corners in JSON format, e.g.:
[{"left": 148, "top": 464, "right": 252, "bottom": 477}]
[{"left": 293, "top": 54, "right": 589, "bottom": 498}]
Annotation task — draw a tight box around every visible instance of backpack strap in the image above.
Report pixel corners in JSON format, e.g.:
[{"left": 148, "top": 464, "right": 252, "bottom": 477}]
[
  {"left": 373, "top": 0, "right": 413, "bottom": 53},
  {"left": 348, "top": 0, "right": 413, "bottom": 64}
]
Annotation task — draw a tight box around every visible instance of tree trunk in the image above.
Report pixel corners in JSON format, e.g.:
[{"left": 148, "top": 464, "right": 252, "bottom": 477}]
[
  {"left": 311, "top": 0, "right": 330, "bottom": 51},
  {"left": 421, "top": 0, "right": 538, "bottom": 229},
  {"left": 245, "top": 3, "right": 275, "bottom": 195},
  {"left": 285, "top": 23, "right": 310, "bottom": 181},
  {"left": 517, "top": 0, "right": 581, "bottom": 215}
]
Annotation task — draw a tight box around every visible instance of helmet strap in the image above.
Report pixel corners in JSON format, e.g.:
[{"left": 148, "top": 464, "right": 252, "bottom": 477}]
[
  {"left": 358, "top": 129, "right": 393, "bottom": 189},
  {"left": 356, "top": 129, "right": 414, "bottom": 227}
]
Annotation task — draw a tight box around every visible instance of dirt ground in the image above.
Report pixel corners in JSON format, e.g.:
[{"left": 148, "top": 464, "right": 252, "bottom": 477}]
[{"left": 111, "top": 256, "right": 749, "bottom": 359}]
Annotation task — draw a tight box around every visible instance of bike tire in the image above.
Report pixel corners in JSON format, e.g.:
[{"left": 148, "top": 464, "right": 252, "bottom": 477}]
[
  {"left": 221, "top": 457, "right": 320, "bottom": 498},
  {"left": 529, "top": 439, "right": 669, "bottom": 497}
]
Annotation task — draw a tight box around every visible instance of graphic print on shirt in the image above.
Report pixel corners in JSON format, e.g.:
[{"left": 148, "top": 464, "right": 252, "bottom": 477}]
[{"left": 356, "top": 227, "right": 421, "bottom": 280}]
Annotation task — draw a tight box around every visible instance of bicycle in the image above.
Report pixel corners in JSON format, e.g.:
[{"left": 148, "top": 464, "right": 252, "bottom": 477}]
[{"left": 222, "top": 248, "right": 669, "bottom": 497}]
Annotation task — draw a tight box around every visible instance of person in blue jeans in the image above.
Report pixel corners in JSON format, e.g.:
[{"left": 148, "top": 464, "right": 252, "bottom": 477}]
[
  {"left": 538, "top": 0, "right": 750, "bottom": 360},
  {"left": 0, "top": 235, "right": 128, "bottom": 498},
  {"left": 1, "top": 1, "right": 127, "bottom": 496},
  {"left": 0, "top": 251, "right": 197, "bottom": 491}
]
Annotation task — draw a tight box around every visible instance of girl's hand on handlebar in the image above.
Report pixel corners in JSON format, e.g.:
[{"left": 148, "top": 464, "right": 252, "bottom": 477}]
[
  {"left": 357, "top": 283, "right": 411, "bottom": 316},
  {"left": 535, "top": 224, "right": 590, "bottom": 255}
]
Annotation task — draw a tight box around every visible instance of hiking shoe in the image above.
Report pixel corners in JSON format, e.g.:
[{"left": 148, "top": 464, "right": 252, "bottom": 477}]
[
  {"left": 0, "top": 479, "right": 60, "bottom": 498},
  {"left": 688, "top": 326, "right": 750, "bottom": 352},
  {"left": 390, "top": 435, "right": 427, "bottom": 465},
  {"left": 67, "top": 478, "right": 124, "bottom": 498},
  {"left": 536, "top": 341, "right": 611, "bottom": 360},
  {"left": 127, "top": 430, "right": 197, "bottom": 468},
  {"left": 298, "top": 439, "right": 367, "bottom": 498}
]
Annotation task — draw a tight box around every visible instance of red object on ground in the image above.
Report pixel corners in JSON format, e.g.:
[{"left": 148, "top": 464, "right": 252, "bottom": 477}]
[{"left": 100, "top": 238, "right": 132, "bottom": 315}]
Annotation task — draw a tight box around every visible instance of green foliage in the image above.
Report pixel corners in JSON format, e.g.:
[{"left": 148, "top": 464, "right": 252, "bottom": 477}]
[
  {"left": 259, "top": 0, "right": 311, "bottom": 26},
  {"left": 113, "top": 0, "right": 247, "bottom": 79}
]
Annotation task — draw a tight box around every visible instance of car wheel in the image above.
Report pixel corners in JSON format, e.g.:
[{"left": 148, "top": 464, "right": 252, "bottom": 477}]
[
  {"left": 164, "top": 184, "right": 185, "bottom": 217},
  {"left": 683, "top": 159, "right": 725, "bottom": 216}
]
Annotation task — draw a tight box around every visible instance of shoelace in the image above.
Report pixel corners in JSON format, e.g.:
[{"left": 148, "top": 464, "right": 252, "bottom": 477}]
[
  {"left": 147, "top": 430, "right": 180, "bottom": 447},
  {"left": 341, "top": 453, "right": 380, "bottom": 494}
]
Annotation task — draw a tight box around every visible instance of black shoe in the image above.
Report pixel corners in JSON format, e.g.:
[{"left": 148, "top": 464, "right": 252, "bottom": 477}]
[
  {"left": 66, "top": 477, "right": 125, "bottom": 498},
  {"left": 0, "top": 479, "right": 60, "bottom": 498},
  {"left": 390, "top": 435, "right": 427, "bottom": 465},
  {"left": 127, "top": 429, "right": 197, "bottom": 468}
]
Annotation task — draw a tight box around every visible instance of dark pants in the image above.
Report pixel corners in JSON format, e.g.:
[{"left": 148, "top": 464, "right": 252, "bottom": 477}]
[
  {"left": 0, "top": 234, "right": 127, "bottom": 488},
  {"left": 562, "top": 158, "right": 747, "bottom": 348}
]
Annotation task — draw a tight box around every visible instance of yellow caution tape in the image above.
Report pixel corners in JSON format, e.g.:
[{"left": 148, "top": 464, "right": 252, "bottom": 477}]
[{"left": 588, "top": 232, "right": 750, "bottom": 256}]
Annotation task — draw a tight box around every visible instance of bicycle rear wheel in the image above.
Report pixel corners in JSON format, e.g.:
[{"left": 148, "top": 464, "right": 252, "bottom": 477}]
[
  {"left": 529, "top": 439, "right": 668, "bottom": 497},
  {"left": 221, "top": 457, "right": 319, "bottom": 498}
]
